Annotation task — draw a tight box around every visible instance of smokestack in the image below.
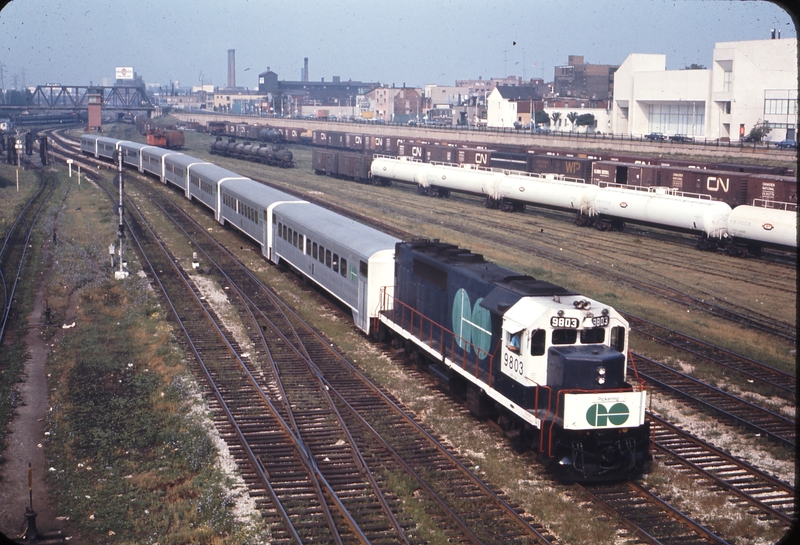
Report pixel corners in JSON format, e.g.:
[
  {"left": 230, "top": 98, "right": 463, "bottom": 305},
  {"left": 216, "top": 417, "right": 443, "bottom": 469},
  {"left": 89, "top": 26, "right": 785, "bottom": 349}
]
[
  {"left": 304, "top": 57, "right": 309, "bottom": 82},
  {"left": 228, "top": 49, "right": 236, "bottom": 88}
]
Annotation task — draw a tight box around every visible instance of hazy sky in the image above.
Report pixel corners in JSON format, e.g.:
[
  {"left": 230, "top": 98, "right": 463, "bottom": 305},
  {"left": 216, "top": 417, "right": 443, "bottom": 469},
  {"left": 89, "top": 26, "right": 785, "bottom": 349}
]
[{"left": 0, "top": 0, "right": 796, "bottom": 90}]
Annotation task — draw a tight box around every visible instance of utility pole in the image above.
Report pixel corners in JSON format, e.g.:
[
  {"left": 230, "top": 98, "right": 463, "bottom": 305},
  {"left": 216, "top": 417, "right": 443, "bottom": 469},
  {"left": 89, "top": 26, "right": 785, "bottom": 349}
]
[{"left": 115, "top": 150, "right": 128, "bottom": 279}]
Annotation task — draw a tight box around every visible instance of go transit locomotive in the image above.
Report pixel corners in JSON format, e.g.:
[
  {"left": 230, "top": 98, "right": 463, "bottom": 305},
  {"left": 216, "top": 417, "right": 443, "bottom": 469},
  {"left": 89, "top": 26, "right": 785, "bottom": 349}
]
[{"left": 81, "top": 133, "right": 651, "bottom": 480}]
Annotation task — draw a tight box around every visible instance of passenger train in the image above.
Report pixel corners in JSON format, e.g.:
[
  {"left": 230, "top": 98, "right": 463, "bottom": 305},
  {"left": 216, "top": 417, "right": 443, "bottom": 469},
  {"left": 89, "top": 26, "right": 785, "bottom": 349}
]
[
  {"left": 81, "top": 133, "right": 651, "bottom": 480},
  {"left": 369, "top": 155, "right": 797, "bottom": 257}
]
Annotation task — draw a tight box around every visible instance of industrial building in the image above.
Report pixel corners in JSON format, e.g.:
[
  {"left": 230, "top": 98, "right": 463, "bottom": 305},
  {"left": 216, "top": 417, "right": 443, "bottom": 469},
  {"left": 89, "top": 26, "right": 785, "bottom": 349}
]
[{"left": 612, "top": 37, "right": 798, "bottom": 142}]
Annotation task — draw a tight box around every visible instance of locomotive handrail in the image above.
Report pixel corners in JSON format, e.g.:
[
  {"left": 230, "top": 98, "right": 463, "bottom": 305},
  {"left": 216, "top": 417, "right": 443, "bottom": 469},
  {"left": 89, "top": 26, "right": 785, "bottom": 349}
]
[{"left": 379, "top": 287, "right": 495, "bottom": 388}]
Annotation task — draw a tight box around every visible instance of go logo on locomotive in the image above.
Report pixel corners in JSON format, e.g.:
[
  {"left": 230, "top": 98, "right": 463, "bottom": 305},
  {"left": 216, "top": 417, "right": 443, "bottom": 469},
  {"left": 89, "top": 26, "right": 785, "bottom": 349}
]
[{"left": 586, "top": 402, "right": 630, "bottom": 427}]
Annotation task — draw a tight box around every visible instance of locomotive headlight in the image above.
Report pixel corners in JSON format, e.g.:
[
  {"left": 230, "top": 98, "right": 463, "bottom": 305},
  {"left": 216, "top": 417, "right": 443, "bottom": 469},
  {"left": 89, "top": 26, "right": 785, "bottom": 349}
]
[
  {"left": 597, "top": 366, "right": 606, "bottom": 376},
  {"left": 602, "top": 308, "right": 609, "bottom": 316},
  {"left": 597, "top": 376, "right": 606, "bottom": 385}
]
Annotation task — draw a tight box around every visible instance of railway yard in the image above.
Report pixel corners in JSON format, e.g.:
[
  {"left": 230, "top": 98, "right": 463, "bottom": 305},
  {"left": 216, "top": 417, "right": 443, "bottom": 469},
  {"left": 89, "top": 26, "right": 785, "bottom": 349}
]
[{"left": 0, "top": 122, "right": 795, "bottom": 544}]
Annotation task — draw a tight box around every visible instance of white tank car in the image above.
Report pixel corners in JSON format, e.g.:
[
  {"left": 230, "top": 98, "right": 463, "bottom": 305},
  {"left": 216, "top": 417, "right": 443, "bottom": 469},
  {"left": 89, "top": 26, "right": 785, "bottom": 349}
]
[
  {"left": 498, "top": 173, "right": 599, "bottom": 215},
  {"left": 422, "top": 163, "right": 505, "bottom": 195},
  {"left": 594, "top": 186, "right": 732, "bottom": 238},
  {"left": 370, "top": 155, "right": 431, "bottom": 185},
  {"left": 726, "top": 204, "right": 797, "bottom": 250}
]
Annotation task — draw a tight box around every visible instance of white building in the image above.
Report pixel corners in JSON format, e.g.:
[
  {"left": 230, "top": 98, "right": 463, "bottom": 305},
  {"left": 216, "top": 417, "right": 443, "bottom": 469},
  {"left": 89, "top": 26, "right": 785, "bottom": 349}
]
[{"left": 612, "top": 38, "right": 798, "bottom": 142}]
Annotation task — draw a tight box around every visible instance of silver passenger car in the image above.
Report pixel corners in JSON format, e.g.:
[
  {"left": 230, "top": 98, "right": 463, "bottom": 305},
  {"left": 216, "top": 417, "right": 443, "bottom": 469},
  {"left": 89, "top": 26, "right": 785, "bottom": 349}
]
[
  {"left": 163, "top": 154, "right": 209, "bottom": 198},
  {"left": 141, "top": 147, "right": 179, "bottom": 182},
  {"left": 219, "top": 178, "right": 304, "bottom": 248},
  {"left": 271, "top": 201, "right": 398, "bottom": 333}
]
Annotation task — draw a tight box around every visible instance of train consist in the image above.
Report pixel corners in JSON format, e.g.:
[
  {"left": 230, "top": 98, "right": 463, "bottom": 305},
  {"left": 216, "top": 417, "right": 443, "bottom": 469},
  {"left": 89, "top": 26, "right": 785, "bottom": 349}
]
[
  {"left": 369, "top": 155, "right": 796, "bottom": 257},
  {"left": 81, "top": 133, "right": 652, "bottom": 480},
  {"left": 209, "top": 137, "right": 294, "bottom": 168}
]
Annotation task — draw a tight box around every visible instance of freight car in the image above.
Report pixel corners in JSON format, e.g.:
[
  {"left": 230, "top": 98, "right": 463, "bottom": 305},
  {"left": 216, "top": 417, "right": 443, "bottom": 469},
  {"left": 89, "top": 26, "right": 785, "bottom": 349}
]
[
  {"left": 80, "top": 132, "right": 652, "bottom": 481},
  {"left": 209, "top": 137, "right": 293, "bottom": 168},
  {"left": 591, "top": 160, "right": 797, "bottom": 207},
  {"left": 146, "top": 129, "right": 184, "bottom": 149},
  {"left": 369, "top": 155, "right": 796, "bottom": 257},
  {"left": 312, "top": 149, "right": 371, "bottom": 182}
]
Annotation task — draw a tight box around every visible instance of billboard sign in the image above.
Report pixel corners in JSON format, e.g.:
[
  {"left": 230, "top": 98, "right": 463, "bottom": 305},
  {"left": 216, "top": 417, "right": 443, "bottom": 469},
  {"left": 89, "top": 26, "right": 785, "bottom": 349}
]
[{"left": 115, "top": 67, "right": 134, "bottom": 80}]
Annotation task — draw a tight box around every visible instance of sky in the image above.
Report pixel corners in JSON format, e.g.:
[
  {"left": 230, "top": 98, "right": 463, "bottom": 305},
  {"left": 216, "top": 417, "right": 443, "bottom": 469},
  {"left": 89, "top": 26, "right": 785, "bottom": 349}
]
[{"left": 0, "top": 0, "right": 796, "bottom": 91}]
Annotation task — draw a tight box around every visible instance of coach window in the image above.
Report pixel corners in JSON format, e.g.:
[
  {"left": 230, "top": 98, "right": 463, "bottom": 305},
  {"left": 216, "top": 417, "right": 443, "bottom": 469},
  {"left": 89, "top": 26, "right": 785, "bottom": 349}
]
[
  {"left": 530, "top": 329, "right": 545, "bottom": 356},
  {"left": 272, "top": 215, "right": 277, "bottom": 225},
  {"left": 293, "top": 231, "right": 298, "bottom": 248},
  {"left": 305, "top": 238, "right": 311, "bottom": 255},
  {"left": 283, "top": 225, "right": 287, "bottom": 240},
  {"left": 326, "top": 250, "right": 332, "bottom": 268},
  {"left": 610, "top": 326, "right": 626, "bottom": 353},
  {"left": 552, "top": 329, "right": 578, "bottom": 345},
  {"left": 340, "top": 258, "right": 347, "bottom": 278},
  {"left": 318, "top": 246, "right": 325, "bottom": 264},
  {"left": 332, "top": 253, "right": 339, "bottom": 272},
  {"left": 360, "top": 260, "right": 368, "bottom": 278},
  {"left": 312, "top": 242, "right": 318, "bottom": 259},
  {"left": 580, "top": 328, "right": 605, "bottom": 344}
]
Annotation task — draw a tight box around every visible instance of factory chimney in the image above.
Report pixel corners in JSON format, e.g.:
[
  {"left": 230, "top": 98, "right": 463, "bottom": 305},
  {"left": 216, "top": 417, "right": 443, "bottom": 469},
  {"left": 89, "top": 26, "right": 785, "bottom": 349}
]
[
  {"left": 228, "top": 49, "right": 236, "bottom": 88},
  {"left": 304, "top": 57, "right": 309, "bottom": 82}
]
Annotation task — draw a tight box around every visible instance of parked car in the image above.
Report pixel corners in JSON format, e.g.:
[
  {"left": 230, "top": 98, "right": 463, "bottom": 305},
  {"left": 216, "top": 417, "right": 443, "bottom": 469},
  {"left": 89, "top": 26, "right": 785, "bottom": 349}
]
[
  {"left": 741, "top": 134, "right": 761, "bottom": 143},
  {"left": 775, "top": 139, "right": 797, "bottom": 150},
  {"left": 644, "top": 132, "right": 665, "bottom": 141},
  {"left": 669, "top": 134, "right": 694, "bottom": 143}
]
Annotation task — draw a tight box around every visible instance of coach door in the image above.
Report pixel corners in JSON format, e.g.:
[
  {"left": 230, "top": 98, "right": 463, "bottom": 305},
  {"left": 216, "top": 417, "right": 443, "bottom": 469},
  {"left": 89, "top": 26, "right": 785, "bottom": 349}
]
[{"left": 356, "top": 277, "right": 368, "bottom": 332}]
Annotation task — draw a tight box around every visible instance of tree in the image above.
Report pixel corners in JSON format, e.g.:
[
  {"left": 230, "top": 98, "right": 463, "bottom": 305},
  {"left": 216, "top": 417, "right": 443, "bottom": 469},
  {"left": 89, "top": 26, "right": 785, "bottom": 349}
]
[
  {"left": 683, "top": 63, "right": 707, "bottom": 70},
  {"left": 746, "top": 120, "right": 772, "bottom": 142},
  {"left": 550, "top": 111, "right": 561, "bottom": 128},
  {"left": 566, "top": 111, "right": 578, "bottom": 130},
  {"left": 535, "top": 110, "right": 551, "bottom": 126},
  {"left": 575, "top": 113, "right": 596, "bottom": 127}
]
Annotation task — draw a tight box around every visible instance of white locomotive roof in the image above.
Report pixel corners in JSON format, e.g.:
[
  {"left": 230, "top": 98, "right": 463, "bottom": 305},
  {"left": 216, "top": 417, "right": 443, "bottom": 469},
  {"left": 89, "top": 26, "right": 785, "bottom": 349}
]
[
  {"left": 276, "top": 201, "right": 399, "bottom": 257},
  {"left": 223, "top": 177, "right": 302, "bottom": 207}
]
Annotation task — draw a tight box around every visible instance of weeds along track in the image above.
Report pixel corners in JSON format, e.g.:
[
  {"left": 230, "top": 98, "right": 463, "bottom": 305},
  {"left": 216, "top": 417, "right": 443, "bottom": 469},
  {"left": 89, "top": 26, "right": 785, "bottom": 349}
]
[
  {"left": 135, "top": 178, "right": 557, "bottom": 545},
  {"left": 649, "top": 413, "right": 795, "bottom": 528},
  {"left": 0, "top": 169, "right": 57, "bottom": 344},
  {"left": 627, "top": 314, "right": 795, "bottom": 403},
  {"left": 630, "top": 353, "right": 795, "bottom": 450}
]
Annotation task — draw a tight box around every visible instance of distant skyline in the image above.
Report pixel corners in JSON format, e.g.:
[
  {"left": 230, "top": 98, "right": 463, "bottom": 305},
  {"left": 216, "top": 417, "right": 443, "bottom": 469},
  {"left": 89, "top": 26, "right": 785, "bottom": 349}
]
[{"left": 0, "top": 0, "right": 796, "bottom": 91}]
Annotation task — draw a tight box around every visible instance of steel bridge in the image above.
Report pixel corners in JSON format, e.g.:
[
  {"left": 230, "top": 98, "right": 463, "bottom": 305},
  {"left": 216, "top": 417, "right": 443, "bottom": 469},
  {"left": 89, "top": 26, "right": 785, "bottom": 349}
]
[{"left": 25, "top": 85, "right": 155, "bottom": 112}]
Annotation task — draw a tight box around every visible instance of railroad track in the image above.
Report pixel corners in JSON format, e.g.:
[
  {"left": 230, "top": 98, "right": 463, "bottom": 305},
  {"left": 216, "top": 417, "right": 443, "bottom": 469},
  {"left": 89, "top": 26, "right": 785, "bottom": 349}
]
[
  {"left": 578, "top": 480, "right": 729, "bottom": 545},
  {"left": 50, "top": 132, "right": 551, "bottom": 543},
  {"left": 650, "top": 413, "right": 795, "bottom": 527},
  {"left": 627, "top": 314, "right": 795, "bottom": 401},
  {"left": 0, "top": 169, "right": 56, "bottom": 343},
  {"left": 48, "top": 132, "right": 793, "bottom": 543},
  {"left": 141, "top": 179, "right": 556, "bottom": 544},
  {"left": 630, "top": 353, "right": 796, "bottom": 450}
]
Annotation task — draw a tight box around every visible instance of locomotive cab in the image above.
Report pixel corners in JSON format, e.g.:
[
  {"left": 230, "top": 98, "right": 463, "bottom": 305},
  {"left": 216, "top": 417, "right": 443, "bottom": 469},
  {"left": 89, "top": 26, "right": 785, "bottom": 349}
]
[{"left": 496, "top": 293, "right": 629, "bottom": 390}]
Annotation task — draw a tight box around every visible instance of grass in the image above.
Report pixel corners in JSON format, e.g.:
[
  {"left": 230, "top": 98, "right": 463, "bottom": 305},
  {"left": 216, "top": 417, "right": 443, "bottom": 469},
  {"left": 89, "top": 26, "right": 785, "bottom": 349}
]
[
  {"left": 0, "top": 165, "right": 269, "bottom": 543},
  {"left": 0, "top": 166, "right": 61, "bottom": 464}
]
